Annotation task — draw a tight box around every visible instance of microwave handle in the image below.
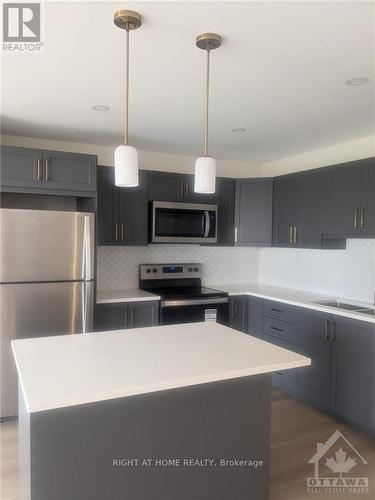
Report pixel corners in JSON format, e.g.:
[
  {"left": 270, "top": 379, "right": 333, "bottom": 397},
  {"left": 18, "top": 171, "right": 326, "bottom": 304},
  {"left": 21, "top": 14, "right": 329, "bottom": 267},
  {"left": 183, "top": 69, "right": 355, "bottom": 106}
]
[{"left": 204, "top": 211, "right": 210, "bottom": 237}]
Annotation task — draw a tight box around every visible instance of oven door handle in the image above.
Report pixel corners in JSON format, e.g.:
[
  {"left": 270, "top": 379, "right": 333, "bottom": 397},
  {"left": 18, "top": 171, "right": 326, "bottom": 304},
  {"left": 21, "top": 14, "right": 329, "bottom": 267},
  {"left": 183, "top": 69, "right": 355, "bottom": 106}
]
[
  {"left": 204, "top": 210, "right": 210, "bottom": 238},
  {"left": 161, "top": 297, "right": 228, "bottom": 308}
]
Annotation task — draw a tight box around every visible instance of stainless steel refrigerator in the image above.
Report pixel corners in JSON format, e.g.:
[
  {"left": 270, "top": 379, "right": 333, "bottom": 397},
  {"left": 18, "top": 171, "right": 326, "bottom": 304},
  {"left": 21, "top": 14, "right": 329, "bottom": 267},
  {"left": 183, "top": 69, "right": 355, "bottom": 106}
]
[{"left": 0, "top": 208, "right": 95, "bottom": 418}]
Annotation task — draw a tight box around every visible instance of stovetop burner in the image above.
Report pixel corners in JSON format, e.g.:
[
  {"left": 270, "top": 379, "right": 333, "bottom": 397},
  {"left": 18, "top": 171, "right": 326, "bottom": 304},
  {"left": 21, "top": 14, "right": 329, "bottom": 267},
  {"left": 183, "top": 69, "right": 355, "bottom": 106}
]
[{"left": 144, "top": 285, "right": 227, "bottom": 301}]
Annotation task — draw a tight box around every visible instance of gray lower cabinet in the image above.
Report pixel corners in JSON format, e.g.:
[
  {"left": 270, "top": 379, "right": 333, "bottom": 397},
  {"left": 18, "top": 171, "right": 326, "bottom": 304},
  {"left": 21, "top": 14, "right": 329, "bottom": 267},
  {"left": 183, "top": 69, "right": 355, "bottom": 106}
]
[
  {"left": 1, "top": 146, "right": 97, "bottom": 194},
  {"left": 234, "top": 178, "right": 273, "bottom": 246},
  {"left": 330, "top": 316, "right": 375, "bottom": 433},
  {"left": 261, "top": 299, "right": 375, "bottom": 434},
  {"left": 294, "top": 310, "right": 332, "bottom": 409},
  {"left": 248, "top": 296, "right": 264, "bottom": 338},
  {"left": 228, "top": 296, "right": 248, "bottom": 332},
  {"left": 95, "top": 301, "right": 159, "bottom": 332}
]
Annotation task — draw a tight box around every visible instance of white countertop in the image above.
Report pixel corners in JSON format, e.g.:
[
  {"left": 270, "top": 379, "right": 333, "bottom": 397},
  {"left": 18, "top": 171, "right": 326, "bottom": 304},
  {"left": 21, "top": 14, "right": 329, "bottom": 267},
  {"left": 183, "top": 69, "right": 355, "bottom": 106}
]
[
  {"left": 208, "top": 283, "right": 375, "bottom": 324},
  {"left": 97, "top": 288, "right": 160, "bottom": 304},
  {"left": 12, "top": 322, "right": 310, "bottom": 414}
]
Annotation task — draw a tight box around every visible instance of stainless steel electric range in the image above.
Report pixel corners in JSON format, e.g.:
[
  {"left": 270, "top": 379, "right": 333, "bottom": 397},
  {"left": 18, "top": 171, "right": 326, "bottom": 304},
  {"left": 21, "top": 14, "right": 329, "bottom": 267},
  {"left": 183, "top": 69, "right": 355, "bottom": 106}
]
[{"left": 139, "top": 263, "right": 229, "bottom": 326}]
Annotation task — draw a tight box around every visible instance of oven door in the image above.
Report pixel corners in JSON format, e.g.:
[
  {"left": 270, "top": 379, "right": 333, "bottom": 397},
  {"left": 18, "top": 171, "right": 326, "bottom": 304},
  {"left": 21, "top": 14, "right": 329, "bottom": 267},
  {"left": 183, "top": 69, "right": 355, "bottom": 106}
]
[
  {"left": 151, "top": 201, "right": 217, "bottom": 243},
  {"left": 160, "top": 297, "right": 229, "bottom": 326}
]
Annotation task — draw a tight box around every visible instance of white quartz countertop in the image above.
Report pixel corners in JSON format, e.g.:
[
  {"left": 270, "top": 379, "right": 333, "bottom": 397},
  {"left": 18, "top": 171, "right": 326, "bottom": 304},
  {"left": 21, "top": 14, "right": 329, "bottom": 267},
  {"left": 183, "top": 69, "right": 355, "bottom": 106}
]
[
  {"left": 208, "top": 283, "right": 375, "bottom": 324},
  {"left": 12, "top": 322, "right": 310, "bottom": 414},
  {"left": 97, "top": 288, "right": 160, "bottom": 304}
]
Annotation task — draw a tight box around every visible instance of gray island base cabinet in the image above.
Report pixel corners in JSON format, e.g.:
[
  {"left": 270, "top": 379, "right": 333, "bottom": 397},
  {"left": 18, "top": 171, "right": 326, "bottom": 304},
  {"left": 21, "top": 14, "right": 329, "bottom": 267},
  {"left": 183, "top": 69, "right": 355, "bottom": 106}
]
[{"left": 19, "top": 375, "right": 271, "bottom": 500}]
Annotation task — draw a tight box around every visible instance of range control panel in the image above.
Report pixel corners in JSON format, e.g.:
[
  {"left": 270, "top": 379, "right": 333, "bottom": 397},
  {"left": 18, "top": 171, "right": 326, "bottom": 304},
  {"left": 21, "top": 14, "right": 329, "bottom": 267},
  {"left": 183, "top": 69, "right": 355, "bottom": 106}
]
[{"left": 139, "top": 263, "right": 202, "bottom": 280}]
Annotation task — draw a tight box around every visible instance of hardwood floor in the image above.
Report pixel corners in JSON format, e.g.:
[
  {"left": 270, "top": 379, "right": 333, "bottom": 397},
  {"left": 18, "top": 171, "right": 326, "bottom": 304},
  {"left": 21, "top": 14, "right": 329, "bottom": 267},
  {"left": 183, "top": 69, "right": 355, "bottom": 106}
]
[{"left": 1, "top": 390, "right": 374, "bottom": 500}]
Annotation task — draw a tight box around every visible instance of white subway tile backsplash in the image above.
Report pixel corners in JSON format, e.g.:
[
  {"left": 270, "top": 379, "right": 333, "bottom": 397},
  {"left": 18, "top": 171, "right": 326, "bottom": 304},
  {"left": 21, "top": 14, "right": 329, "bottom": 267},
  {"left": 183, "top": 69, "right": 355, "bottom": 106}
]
[
  {"left": 97, "top": 240, "right": 375, "bottom": 303},
  {"left": 97, "top": 245, "right": 260, "bottom": 290},
  {"left": 259, "top": 239, "right": 375, "bottom": 303}
]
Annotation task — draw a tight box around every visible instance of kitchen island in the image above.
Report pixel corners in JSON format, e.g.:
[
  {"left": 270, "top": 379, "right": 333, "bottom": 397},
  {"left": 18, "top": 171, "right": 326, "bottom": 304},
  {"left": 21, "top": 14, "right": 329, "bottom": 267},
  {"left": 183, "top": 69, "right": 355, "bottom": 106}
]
[{"left": 13, "top": 322, "right": 310, "bottom": 500}]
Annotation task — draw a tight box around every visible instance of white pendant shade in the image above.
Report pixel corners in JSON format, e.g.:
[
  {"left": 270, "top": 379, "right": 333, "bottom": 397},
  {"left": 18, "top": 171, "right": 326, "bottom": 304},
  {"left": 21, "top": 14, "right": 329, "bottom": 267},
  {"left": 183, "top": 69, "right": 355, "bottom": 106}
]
[
  {"left": 114, "top": 144, "right": 139, "bottom": 187},
  {"left": 194, "top": 156, "right": 216, "bottom": 193}
]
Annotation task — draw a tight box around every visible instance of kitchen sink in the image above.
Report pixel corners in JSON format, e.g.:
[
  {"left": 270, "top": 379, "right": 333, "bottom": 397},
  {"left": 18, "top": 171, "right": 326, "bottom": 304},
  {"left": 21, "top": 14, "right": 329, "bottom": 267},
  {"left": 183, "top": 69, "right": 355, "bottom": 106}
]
[{"left": 314, "top": 300, "right": 366, "bottom": 311}]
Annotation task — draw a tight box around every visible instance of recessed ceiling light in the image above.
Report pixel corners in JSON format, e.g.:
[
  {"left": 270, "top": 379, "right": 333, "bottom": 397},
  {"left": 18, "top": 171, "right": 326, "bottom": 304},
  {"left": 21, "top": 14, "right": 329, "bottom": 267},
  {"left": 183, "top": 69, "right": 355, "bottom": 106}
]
[
  {"left": 231, "top": 128, "right": 246, "bottom": 133},
  {"left": 345, "top": 77, "right": 369, "bottom": 86},
  {"left": 91, "top": 105, "right": 110, "bottom": 111}
]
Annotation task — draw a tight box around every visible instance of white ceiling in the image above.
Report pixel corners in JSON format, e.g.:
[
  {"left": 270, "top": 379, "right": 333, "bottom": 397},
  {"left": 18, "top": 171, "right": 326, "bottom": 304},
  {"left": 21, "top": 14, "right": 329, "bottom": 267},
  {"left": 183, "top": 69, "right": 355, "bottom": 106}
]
[{"left": 2, "top": 1, "right": 374, "bottom": 164}]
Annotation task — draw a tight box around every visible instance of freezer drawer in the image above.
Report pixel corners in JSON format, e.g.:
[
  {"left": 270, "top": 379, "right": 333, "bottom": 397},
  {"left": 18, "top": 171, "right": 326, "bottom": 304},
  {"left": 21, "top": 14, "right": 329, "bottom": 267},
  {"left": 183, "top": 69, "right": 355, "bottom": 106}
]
[
  {"left": 0, "top": 281, "right": 94, "bottom": 418},
  {"left": 0, "top": 209, "right": 94, "bottom": 282}
]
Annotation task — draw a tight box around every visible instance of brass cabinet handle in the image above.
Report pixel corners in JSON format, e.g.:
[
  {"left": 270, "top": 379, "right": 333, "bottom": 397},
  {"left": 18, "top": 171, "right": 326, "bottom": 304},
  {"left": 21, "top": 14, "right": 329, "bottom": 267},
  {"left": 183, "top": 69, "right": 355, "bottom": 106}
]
[
  {"left": 293, "top": 226, "right": 298, "bottom": 243},
  {"left": 114, "top": 223, "right": 118, "bottom": 241},
  {"left": 354, "top": 207, "right": 358, "bottom": 228},
  {"left": 360, "top": 207, "right": 364, "bottom": 228},
  {"left": 45, "top": 159, "right": 49, "bottom": 181},
  {"left": 185, "top": 180, "right": 189, "bottom": 198},
  {"left": 120, "top": 223, "right": 124, "bottom": 241},
  {"left": 34, "top": 158, "right": 42, "bottom": 181},
  {"left": 288, "top": 226, "right": 293, "bottom": 244},
  {"left": 234, "top": 226, "right": 238, "bottom": 243}
]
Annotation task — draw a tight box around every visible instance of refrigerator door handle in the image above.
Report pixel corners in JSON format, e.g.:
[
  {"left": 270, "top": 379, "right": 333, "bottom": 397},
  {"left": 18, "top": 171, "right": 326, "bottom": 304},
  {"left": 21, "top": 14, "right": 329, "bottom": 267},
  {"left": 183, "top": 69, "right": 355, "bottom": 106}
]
[
  {"left": 83, "top": 215, "right": 94, "bottom": 281},
  {"left": 82, "top": 282, "right": 94, "bottom": 333}
]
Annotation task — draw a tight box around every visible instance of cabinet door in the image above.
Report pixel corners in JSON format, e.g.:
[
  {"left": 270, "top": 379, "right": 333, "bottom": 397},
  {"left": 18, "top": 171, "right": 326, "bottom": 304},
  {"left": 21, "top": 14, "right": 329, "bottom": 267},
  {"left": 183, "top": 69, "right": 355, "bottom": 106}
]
[
  {"left": 95, "top": 304, "right": 126, "bottom": 331},
  {"left": 235, "top": 179, "right": 273, "bottom": 246},
  {"left": 321, "top": 162, "right": 364, "bottom": 237},
  {"left": 247, "top": 296, "right": 263, "bottom": 338},
  {"left": 148, "top": 171, "right": 188, "bottom": 202},
  {"left": 296, "top": 170, "right": 324, "bottom": 248},
  {"left": 361, "top": 160, "right": 375, "bottom": 237},
  {"left": 216, "top": 178, "right": 235, "bottom": 245},
  {"left": 117, "top": 170, "right": 148, "bottom": 245},
  {"left": 228, "top": 296, "right": 247, "bottom": 332},
  {"left": 330, "top": 317, "right": 375, "bottom": 433},
  {"left": 1, "top": 146, "right": 43, "bottom": 188},
  {"left": 295, "top": 310, "right": 332, "bottom": 409},
  {"left": 272, "top": 175, "right": 299, "bottom": 247},
  {"left": 97, "top": 166, "right": 117, "bottom": 245},
  {"left": 42, "top": 150, "right": 97, "bottom": 192},
  {"left": 126, "top": 302, "right": 159, "bottom": 329}
]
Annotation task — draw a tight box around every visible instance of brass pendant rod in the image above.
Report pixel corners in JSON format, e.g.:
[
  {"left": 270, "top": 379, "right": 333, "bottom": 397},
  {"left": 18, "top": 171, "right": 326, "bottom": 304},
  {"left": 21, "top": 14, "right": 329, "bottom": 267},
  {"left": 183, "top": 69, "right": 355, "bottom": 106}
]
[
  {"left": 124, "top": 27, "right": 129, "bottom": 145},
  {"left": 203, "top": 48, "right": 210, "bottom": 157}
]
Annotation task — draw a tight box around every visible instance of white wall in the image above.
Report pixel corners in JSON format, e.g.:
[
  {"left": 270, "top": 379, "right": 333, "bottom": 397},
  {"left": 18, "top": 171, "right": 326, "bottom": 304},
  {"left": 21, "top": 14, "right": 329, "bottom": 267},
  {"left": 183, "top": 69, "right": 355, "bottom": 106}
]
[
  {"left": 261, "top": 134, "right": 375, "bottom": 177},
  {"left": 0, "top": 134, "right": 263, "bottom": 178},
  {"left": 97, "top": 245, "right": 260, "bottom": 290}
]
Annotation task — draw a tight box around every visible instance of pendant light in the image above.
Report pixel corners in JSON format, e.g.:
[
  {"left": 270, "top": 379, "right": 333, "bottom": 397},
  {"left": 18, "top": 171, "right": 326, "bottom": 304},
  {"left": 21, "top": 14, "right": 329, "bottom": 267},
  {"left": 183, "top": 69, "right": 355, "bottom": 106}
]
[
  {"left": 194, "top": 33, "right": 221, "bottom": 194},
  {"left": 113, "top": 10, "right": 142, "bottom": 187}
]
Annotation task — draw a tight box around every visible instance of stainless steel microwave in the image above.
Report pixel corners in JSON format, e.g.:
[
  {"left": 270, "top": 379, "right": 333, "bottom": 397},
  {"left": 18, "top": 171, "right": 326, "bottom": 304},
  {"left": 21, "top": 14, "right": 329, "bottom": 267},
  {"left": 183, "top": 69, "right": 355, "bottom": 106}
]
[{"left": 151, "top": 201, "right": 218, "bottom": 243}]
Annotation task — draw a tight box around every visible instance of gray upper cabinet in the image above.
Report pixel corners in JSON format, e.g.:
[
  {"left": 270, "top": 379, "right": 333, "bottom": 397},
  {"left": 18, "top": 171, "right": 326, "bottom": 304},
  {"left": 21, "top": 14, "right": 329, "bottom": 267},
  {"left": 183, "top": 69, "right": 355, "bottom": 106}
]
[
  {"left": 320, "top": 158, "right": 374, "bottom": 238},
  {"left": 42, "top": 150, "right": 96, "bottom": 192},
  {"left": 295, "top": 309, "right": 332, "bottom": 409},
  {"left": 330, "top": 317, "right": 375, "bottom": 434},
  {"left": 272, "top": 175, "right": 299, "bottom": 247},
  {"left": 235, "top": 178, "right": 273, "bottom": 246},
  {"left": 1, "top": 146, "right": 97, "bottom": 194},
  {"left": 97, "top": 166, "right": 148, "bottom": 246},
  {"left": 148, "top": 170, "right": 217, "bottom": 204},
  {"left": 273, "top": 170, "right": 325, "bottom": 248},
  {"left": 148, "top": 171, "right": 189, "bottom": 202},
  {"left": 1, "top": 146, "right": 43, "bottom": 189},
  {"left": 361, "top": 159, "right": 375, "bottom": 237}
]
